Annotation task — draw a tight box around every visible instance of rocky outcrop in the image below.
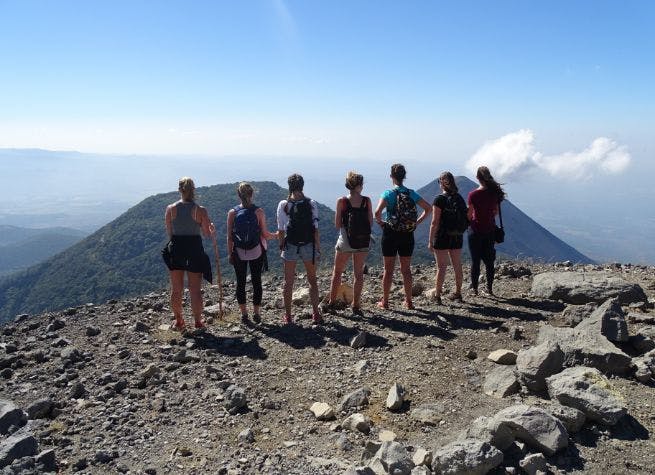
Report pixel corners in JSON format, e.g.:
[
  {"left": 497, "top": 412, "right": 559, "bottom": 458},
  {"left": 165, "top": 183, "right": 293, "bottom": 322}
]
[{"left": 531, "top": 272, "right": 647, "bottom": 304}]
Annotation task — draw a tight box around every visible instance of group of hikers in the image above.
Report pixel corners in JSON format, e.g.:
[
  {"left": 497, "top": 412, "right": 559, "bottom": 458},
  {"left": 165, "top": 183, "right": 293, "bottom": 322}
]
[{"left": 162, "top": 164, "right": 506, "bottom": 331}]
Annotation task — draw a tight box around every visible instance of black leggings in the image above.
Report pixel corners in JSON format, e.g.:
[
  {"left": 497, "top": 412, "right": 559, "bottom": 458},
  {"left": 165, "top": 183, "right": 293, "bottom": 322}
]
[
  {"left": 232, "top": 253, "right": 264, "bottom": 306},
  {"left": 468, "top": 232, "right": 496, "bottom": 291}
]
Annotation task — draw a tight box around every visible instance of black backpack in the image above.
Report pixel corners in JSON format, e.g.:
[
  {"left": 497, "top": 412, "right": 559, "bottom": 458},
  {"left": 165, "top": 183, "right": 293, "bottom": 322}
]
[
  {"left": 440, "top": 193, "right": 469, "bottom": 236},
  {"left": 342, "top": 197, "right": 371, "bottom": 249},
  {"left": 232, "top": 205, "right": 261, "bottom": 250},
  {"left": 388, "top": 189, "right": 418, "bottom": 233},
  {"left": 285, "top": 199, "right": 314, "bottom": 246}
]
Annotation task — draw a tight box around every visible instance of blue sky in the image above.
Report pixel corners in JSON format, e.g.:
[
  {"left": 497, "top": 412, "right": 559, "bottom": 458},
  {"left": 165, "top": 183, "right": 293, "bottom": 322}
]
[{"left": 1, "top": 0, "right": 653, "bottom": 160}]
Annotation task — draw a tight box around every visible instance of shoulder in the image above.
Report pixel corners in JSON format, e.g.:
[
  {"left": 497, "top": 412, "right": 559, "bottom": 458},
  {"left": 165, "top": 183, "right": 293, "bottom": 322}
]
[
  {"left": 277, "top": 200, "right": 288, "bottom": 209},
  {"left": 408, "top": 188, "right": 421, "bottom": 201},
  {"left": 433, "top": 194, "right": 446, "bottom": 207}
]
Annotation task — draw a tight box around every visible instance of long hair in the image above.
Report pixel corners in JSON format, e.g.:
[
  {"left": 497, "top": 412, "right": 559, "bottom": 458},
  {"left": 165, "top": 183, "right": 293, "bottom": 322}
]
[
  {"left": 178, "top": 177, "right": 195, "bottom": 201},
  {"left": 237, "top": 182, "right": 254, "bottom": 207},
  {"left": 439, "top": 171, "right": 458, "bottom": 195},
  {"left": 287, "top": 173, "right": 305, "bottom": 200},
  {"left": 476, "top": 166, "right": 505, "bottom": 201}
]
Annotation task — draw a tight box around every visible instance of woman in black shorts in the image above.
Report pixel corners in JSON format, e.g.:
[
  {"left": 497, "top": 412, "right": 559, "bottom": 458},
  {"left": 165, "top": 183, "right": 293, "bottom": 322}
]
[
  {"left": 374, "top": 164, "right": 431, "bottom": 309},
  {"left": 428, "top": 171, "right": 466, "bottom": 303},
  {"left": 163, "top": 177, "right": 215, "bottom": 331}
]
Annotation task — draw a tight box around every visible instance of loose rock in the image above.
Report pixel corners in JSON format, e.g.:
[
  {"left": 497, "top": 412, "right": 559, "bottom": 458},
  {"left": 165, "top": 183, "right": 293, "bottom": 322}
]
[
  {"left": 515, "top": 341, "right": 564, "bottom": 392},
  {"left": 483, "top": 365, "right": 520, "bottom": 398},
  {"left": 487, "top": 349, "right": 517, "bottom": 365},
  {"left": 493, "top": 405, "right": 568, "bottom": 455},
  {"left": 431, "top": 438, "right": 503, "bottom": 475},
  {"left": 386, "top": 383, "right": 405, "bottom": 411}
]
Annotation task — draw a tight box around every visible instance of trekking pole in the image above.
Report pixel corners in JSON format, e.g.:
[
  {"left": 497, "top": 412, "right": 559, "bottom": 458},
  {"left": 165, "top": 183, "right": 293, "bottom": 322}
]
[{"left": 211, "top": 234, "right": 225, "bottom": 319}]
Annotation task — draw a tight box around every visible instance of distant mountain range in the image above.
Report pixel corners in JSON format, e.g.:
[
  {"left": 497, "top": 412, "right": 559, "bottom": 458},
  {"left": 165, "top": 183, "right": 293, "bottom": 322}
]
[
  {"left": 0, "top": 179, "right": 590, "bottom": 322},
  {"left": 0, "top": 225, "right": 87, "bottom": 277}
]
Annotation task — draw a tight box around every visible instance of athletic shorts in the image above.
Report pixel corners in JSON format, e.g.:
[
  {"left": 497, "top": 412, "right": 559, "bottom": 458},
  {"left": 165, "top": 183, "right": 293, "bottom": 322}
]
[
  {"left": 433, "top": 233, "right": 464, "bottom": 250},
  {"left": 381, "top": 226, "right": 414, "bottom": 257},
  {"left": 335, "top": 230, "right": 369, "bottom": 253},
  {"left": 281, "top": 242, "right": 321, "bottom": 262}
]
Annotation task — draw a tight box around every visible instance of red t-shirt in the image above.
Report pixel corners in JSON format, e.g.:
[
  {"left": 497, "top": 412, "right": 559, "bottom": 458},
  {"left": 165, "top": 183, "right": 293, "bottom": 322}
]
[{"left": 467, "top": 188, "right": 498, "bottom": 234}]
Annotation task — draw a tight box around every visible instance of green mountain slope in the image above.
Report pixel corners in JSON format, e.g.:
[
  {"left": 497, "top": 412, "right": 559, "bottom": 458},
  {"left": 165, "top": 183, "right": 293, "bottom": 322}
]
[{"left": 0, "top": 182, "right": 339, "bottom": 322}]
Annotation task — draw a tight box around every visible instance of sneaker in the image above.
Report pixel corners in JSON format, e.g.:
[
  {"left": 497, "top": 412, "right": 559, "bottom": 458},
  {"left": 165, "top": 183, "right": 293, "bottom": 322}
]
[
  {"left": 468, "top": 285, "right": 478, "bottom": 296},
  {"left": 481, "top": 287, "right": 494, "bottom": 297},
  {"left": 253, "top": 313, "right": 262, "bottom": 324},
  {"left": 448, "top": 292, "right": 463, "bottom": 303},
  {"left": 240, "top": 314, "right": 250, "bottom": 324},
  {"left": 312, "top": 313, "right": 324, "bottom": 325},
  {"left": 282, "top": 314, "right": 293, "bottom": 325}
]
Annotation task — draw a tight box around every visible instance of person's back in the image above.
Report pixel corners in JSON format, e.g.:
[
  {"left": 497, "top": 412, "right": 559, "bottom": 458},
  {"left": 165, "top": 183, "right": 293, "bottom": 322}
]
[
  {"left": 468, "top": 188, "right": 497, "bottom": 234},
  {"left": 171, "top": 201, "right": 201, "bottom": 236}
]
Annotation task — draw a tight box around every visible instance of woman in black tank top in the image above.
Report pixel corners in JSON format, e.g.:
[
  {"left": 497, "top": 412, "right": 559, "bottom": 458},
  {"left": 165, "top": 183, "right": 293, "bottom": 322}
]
[{"left": 163, "top": 177, "right": 215, "bottom": 331}]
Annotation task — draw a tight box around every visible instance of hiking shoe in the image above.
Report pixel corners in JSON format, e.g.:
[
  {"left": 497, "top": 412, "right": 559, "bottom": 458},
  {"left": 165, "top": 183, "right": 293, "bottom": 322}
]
[
  {"left": 448, "top": 293, "right": 463, "bottom": 303},
  {"left": 240, "top": 314, "right": 250, "bottom": 324},
  {"left": 468, "top": 285, "right": 478, "bottom": 296},
  {"left": 282, "top": 314, "right": 293, "bottom": 325},
  {"left": 253, "top": 313, "right": 262, "bottom": 324},
  {"left": 351, "top": 306, "right": 364, "bottom": 317},
  {"left": 481, "top": 288, "right": 494, "bottom": 297},
  {"left": 434, "top": 295, "right": 442, "bottom": 305},
  {"left": 312, "top": 313, "right": 324, "bottom": 325}
]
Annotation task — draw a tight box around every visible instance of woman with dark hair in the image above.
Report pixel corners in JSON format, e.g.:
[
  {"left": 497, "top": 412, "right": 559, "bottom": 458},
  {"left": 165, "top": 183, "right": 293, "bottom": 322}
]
[
  {"left": 163, "top": 177, "right": 215, "bottom": 331},
  {"left": 227, "top": 182, "right": 279, "bottom": 324},
  {"left": 428, "top": 171, "right": 467, "bottom": 303},
  {"left": 325, "top": 171, "right": 373, "bottom": 315},
  {"left": 276, "top": 174, "right": 322, "bottom": 324},
  {"left": 467, "top": 166, "right": 506, "bottom": 296},
  {"left": 374, "top": 163, "right": 431, "bottom": 309}
]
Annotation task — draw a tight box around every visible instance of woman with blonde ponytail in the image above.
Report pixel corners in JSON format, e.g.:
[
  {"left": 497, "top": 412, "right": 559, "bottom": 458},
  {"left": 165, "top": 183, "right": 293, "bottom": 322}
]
[
  {"left": 163, "top": 177, "right": 215, "bottom": 331},
  {"left": 226, "top": 182, "right": 278, "bottom": 324},
  {"left": 467, "top": 166, "right": 505, "bottom": 296}
]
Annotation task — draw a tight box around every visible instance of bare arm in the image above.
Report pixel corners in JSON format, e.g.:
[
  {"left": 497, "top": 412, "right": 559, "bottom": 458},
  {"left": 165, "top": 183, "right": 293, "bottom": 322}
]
[
  {"left": 165, "top": 206, "right": 173, "bottom": 238},
  {"left": 374, "top": 198, "right": 387, "bottom": 228},
  {"left": 428, "top": 205, "right": 441, "bottom": 249},
  {"left": 196, "top": 206, "right": 214, "bottom": 238},
  {"left": 416, "top": 198, "right": 432, "bottom": 225},
  {"left": 334, "top": 197, "right": 344, "bottom": 229},
  {"left": 257, "top": 208, "right": 278, "bottom": 240}
]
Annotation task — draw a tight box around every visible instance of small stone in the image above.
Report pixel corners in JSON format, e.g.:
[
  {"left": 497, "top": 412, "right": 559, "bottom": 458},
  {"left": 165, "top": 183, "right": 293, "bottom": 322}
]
[
  {"left": 351, "top": 331, "right": 367, "bottom": 349},
  {"left": 85, "top": 326, "right": 101, "bottom": 337},
  {"left": 69, "top": 382, "right": 86, "bottom": 399},
  {"left": 0, "top": 400, "right": 27, "bottom": 435},
  {"left": 238, "top": 428, "right": 255, "bottom": 444},
  {"left": 310, "top": 402, "right": 335, "bottom": 421},
  {"left": 412, "top": 448, "right": 432, "bottom": 466},
  {"left": 379, "top": 430, "right": 397, "bottom": 442},
  {"left": 466, "top": 349, "right": 478, "bottom": 360},
  {"left": 483, "top": 365, "right": 520, "bottom": 398},
  {"left": 487, "top": 349, "right": 518, "bottom": 365},
  {"left": 519, "top": 453, "right": 547, "bottom": 475},
  {"left": 36, "top": 449, "right": 57, "bottom": 472},
  {"left": 339, "top": 387, "right": 371, "bottom": 412},
  {"left": 133, "top": 321, "right": 150, "bottom": 332},
  {"left": 386, "top": 383, "right": 405, "bottom": 411},
  {"left": 141, "top": 364, "right": 160, "bottom": 380},
  {"left": 26, "top": 398, "right": 54, "bottom": 420},
  {"left": 411, "top": 403, "right": 445, "bottom": 425},
  {"left": 342, "top": 413, "right": 371, "bottom": 434}
]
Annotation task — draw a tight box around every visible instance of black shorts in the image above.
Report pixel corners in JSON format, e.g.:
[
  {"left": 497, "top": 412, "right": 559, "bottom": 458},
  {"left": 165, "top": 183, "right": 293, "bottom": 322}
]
[
  {"left": 162, "top": 235, "right": 212, "bottom": 282},
  {"left": 433, "top": 232, "right": 464, "bottom": 250},
  {"left": 381, "top": 225, "right": 414, "bottom": 257}
]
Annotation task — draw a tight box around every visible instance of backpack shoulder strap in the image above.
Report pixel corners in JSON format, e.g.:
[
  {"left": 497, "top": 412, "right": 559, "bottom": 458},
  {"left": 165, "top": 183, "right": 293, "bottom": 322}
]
[{"left": 498, "top": 200, "right": 504, "bottom": 228}]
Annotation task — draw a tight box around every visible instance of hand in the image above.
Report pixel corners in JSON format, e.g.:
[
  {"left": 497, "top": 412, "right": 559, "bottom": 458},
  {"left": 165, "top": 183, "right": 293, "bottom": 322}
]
[
  {"left": 427, "top": 242, "right": 433, "bottom": 250},
  {"left": 209, "top": 223, "right": 216, "bottom": 236}
]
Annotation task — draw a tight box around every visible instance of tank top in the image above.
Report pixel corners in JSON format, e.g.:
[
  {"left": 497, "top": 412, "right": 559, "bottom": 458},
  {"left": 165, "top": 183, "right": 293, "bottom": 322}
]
[{"left": 171, "top": 201, "right": 201, "bottom": 236}]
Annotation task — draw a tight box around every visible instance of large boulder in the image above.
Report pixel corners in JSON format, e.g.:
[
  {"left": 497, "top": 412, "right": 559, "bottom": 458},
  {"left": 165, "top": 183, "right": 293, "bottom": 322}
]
[
  {"left": 559, "top": 303, "right": 598, "bottom": 327},
  {"left": 0, "top": 400, "right": 27, "bottom": 435},
  {"left": 537, "top": 324, "right": 631, "bottom": 376},
  {"left": 431, "top": 439, "right": 503, "bottom": 475},
  {"left": 575, "top": 298, "right": 628, "bottom": 342},
  {"left": 543, "top": 403, "right": 586, "bottom": 433},
  {"left": 0, "top": 434, "right": 38, "bottom": 468},
  {"left": 531, "top": 272, "right": 647, "bottom": 305},
  {"left": 546, "top": 366, "right": 626, "bottom": 425},
  {"left": 369, "top": 441, "right": 414, "bottom": 475},
  {"left": 493, "top": 405, "right": 568, "bottom": 456},
  {"left": 516, "top": 341, "right": 565, "bottom": 392},
  {"left": 459, "top": 416, "right": 514, "bottom": 451},
  {"left": 483, "top": 365, "right": 520, "bottom": 398}
]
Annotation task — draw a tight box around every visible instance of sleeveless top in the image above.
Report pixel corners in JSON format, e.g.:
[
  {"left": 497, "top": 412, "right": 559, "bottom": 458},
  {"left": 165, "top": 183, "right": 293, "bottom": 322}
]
[{"left": 171, "top": 201, "right": 201, "bottom": 236}]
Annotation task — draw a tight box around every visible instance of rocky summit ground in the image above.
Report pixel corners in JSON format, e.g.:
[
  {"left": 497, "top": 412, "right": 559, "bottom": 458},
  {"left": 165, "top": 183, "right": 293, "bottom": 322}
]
[{"left": 1, "top": 261, "right": 655, "bottom": 475}]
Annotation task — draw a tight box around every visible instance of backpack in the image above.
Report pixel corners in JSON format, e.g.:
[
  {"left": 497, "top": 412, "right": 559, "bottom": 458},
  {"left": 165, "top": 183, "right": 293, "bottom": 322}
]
[
  {"left": 388, "top": 189, "right": 418, "bottom": 233},
  {"left": 232, "top": 205, "right": 261, "bottom": 250},
  {"left": 285, "top": 199, "right": 314, "bottom": 245},
  {"left": 440, "top": 194, "right": 469, "bottom": 237},
  {"left": 342, "top": 197, "right": 371, "bottom": 249}
]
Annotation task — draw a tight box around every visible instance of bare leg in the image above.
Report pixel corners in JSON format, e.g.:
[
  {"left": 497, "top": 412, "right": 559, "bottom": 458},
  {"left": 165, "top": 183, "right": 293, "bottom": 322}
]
[
  {"left": 450, "top": 248, "right": 463, "bottom": 294},
  {"left": 435, "top": 249, "right": 449, "bottom": 297},
  {"left": 303, "top": 259, "right": 320, "bottom": 315},
  {"left": 381, "top": 256, "right": 396, "bottom": 307},
  {"left": 169, "top": 270, "right": 185, "bottom": 325},
  {"left": 187, "top": 272, "right": 204, "bottom": 324},
  {"left": 352, "top": 252, "right": 367, "bottom": 308},
  {"left": 283, "top": 260, "right": 297, "bottom": 317},
  {"left": 399, "top": 256, "right": 414, "bottom": 307},
  {"left": 328, "top": 251, "right": 349, "bottom": 303}
]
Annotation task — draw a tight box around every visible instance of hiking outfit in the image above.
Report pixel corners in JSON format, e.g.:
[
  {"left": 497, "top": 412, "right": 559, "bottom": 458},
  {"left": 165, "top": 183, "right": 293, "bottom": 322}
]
[
  {"left": 230, "top": 204, "right": 267, "bottom": 307},
  {"left": 162, "top": 200, "right": 212, "bottom": 282},
  {"left": 467, "top": 188, "right": 499, "bottom": 293},
  {"left": 336, "top": 196, "right": 372, "bottom": 253},
  {"left": 432, "top": 193, "right": 467, "bottom": 250},
  {"left": 277, "top": 198, "right": 320, "bottom": 262},
  {"left": 380, "top": 186, "right": 421, "bottom": 257}
]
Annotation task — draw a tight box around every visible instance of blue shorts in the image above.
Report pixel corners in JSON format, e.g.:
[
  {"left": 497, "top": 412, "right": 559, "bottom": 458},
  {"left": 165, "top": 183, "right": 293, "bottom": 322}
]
[{"left": 281, "top": 242, "right": 320, "bottom": 262}]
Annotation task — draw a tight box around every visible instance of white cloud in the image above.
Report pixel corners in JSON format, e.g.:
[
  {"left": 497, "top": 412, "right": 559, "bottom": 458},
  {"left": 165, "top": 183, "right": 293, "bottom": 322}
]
[{"left": 466, "top": 130, "right": 631, "bottom": 181}]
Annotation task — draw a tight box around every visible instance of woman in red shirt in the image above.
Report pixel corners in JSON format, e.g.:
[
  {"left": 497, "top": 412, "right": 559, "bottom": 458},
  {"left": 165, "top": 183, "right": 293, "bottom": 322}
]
[{"left": 467, "top": 166, "right": 505, "bottom": 296}]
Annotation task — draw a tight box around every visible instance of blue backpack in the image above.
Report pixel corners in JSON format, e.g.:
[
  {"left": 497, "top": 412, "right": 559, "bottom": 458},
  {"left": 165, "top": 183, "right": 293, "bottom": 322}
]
[{"left": 232, "top": 205, "right": 261, "bottom": 250}]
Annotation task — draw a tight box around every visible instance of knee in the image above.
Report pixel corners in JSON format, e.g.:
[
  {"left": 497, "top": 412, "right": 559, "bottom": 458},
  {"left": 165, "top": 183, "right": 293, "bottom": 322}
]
[{"left": 437, "top": 263, "right": 448, "bottom": 273}]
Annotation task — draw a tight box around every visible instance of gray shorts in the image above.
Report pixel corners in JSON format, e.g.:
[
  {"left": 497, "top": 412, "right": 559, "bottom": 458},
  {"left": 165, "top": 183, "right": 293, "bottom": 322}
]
[
  {"left": 335, "top": 234, "right": 369, "bottom": 253},
  {"left": 281, "top": 242, "right": 320, "bottom": 262}
]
